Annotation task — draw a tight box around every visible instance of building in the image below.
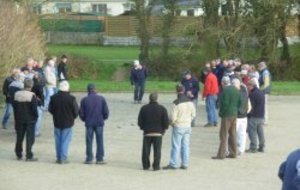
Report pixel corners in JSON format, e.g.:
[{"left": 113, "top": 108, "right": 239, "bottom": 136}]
[{"left": 32, "top": 0, "right": 132, "bottom": 16}]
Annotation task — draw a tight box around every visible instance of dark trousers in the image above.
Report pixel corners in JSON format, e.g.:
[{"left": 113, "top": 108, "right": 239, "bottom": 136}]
[
  {"left": 134, "top": 81, "right": 145, "bottom": 101},
  {"left": 86, "top": 126, "right": 104, "bottom": 161},
  {"left": 15, "top": 122, "right": 35, "bottom": 159},
  {"left": 217, "top": 117, "right": 237, "bottom": 158},
  {"left": 142, "top": 136, "right": 162, "bottom": 170}
]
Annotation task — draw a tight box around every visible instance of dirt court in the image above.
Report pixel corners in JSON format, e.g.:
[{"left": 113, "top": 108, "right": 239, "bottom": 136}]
[{"left": 0, "top": 93, "right": 299, "bottom": 190}]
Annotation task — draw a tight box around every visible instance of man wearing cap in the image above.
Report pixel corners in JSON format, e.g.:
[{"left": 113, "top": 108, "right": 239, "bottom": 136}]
[
  {"left": 79, "top": 84, "right": 109, "bottom": 165},
  {"left": 138, "top": 93, "right": 169, "bottom": 171},
  {"left": 212, "top": 76, "right": 241, "bottom": 160},
  {"left": 246, "top": 79, "right": 265, "bottom": 153},
  {"left": 13, "top": 78, "right": 38, "bottom": 161},
  {"left": 58, "top": 55, "right": 68, "bottom": 82},
  {"left": 130, "top": 60, "right": 148, "bottom": 104},
  {"left": 49, "top": 81, "right": 79, "bottom": 164},
  {"left": 163, "top": 84, "right": 195, "bottom": 170},
  {"left": 181, "top": 70, "right": 199, "bottom": 127},
  {"left": 202, "top": 67, "right": 219, "bottom": 127}
]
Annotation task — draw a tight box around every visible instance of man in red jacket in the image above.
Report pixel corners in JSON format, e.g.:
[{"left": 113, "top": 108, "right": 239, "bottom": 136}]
[{"left": 202, "top": 68, "right": 219, "bottom": 127}]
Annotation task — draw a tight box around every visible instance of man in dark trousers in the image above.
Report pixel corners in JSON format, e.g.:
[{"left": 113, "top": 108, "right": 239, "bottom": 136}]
[
  {"left": 212, "top": 76, "right": 241, "bottom": 160},
  {"left": 49, "top": 81, "right": 79, "bottom": 164},
  {"left": 138, "top": 93, "right": 169, "bottom": 171},
  {"left": 279, "top": 149, "right": 300, "bottom": 190},
  {"left": 79, "top": 84, "right": 109, "bottom": 165},
  {"left": 13, "top": 78, "right": 38, "bottom": 161},
  {"left": 57, "top": 55, "right": 68, "bottom": 81},
  {"left": 246, "top": 78, "right": 266, "bottom": 153},
  {"left": 130, "top": 60, "right": 148, "bottom": 104}
]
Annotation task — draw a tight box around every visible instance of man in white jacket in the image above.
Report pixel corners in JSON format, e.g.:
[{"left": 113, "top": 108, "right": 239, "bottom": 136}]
[
  {"left": 44, "top": 59, "right": 57, "bottom": 110},
  {"left": 163, "top": 84, "right": 195, "bottom": 170}
]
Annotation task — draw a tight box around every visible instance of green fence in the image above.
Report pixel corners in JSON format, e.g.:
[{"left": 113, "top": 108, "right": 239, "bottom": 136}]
[{"left": 40, "top": 19, "right": 104, "bottom": 32}]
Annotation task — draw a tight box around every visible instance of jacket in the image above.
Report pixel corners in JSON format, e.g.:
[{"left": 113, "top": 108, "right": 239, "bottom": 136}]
[
  {"left": 2, "top": 76, "right": 15, "bottom": 103},
  {"left": 13, "top": 90, "right": 38, "bottom": 123},
  {"left": 32, "top": 78, "right": 45, "bottom": 106},
  {"left": 170, "top": 94, "right": 195, "bottom": 128},
  {"left": 79, "top": 92, "right": 109, "bottom": 127},
  {"left": 203, "top": 72, "right": 219, "bottom": 97},
  {"left": 44, "top": 65, "right": 57, "bottom": 88},
  {"left": 8, "top": 81, "right": 24, "bottom": 103},
  {"left": 130, "top": 66, "right": 148, "bottom": 85},
  {"left": 238, "top": 85, "right": 249, "bottom": 118},
  {"left": 219, "top": 85, "right": 241, "bottom": 118},
  {"left": 181, "top": 77, "right": 200, "bottom": 100},
  {"left": 279, "top": 149, "right": 300, "bottom": 190},
  {"left": 49, "top": 91, "right": 79, "bottom": 128},
  {"left": 138, "top": 101, "right": 169, "bottom": 135},
  {"left": 57, "top": 62, "right": 68, "bottom": 81},
  {"left": 259, "top": 68, "right": 271, "bottom": 94},
  {"left": 248, "top": 87, "right": 265, "bottom": 119}
]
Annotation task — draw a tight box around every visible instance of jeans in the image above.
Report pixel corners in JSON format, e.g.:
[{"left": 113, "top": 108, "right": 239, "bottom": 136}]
[
  {"left": 15, "top": 122, "right": 35, "bottom": 159},
  {"left": 54, "top": 127, "right": 72, "bottom": 161},
  {"left": 85, "top": 126, "right": 104, "bottom": 162},
  {"left": 35, "top": 106, "right": 43, "bottom": 136},
  {"left": 236, "top": 117, "right": 248, "bottom": 154},
  {"left": 2, "top": 103, "right": 13, "bottom": 127},
  {"left": 134, "top": 81, "right": 145, "bottom": 101},
  {"left": 45, "top": 87, "right": 56, "bottom": 110},
  {"left": 142, "top": 136, "right": 162, "bottom": 170},
  {"left": 247, "top": 117, "right": 265, "bottom": 150},
  {"left": 206, "top": 95, "right": 218, "bottom": 125},
  {"left": 191, "top": 99, "right": 198, "bottom": 127},
  {"left": 169, "top": 127, "right": 192, "bottom": 168}
]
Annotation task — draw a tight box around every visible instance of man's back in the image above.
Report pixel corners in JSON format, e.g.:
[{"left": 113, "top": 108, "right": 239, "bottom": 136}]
[
  {"left": 14, "top": 90, "right": 38, "bottom": 123},
  {"left": 219, "top": 86, "right": 241, "bottom": 118},
  {"left": 80, "top": 93, "right": 109, "bottom": 127},
  {"left": 249, "top": 87, "right": 265, "bottom": 118},
  {"left": 170, "top": 94, "right": 195, "bottom": 127}
]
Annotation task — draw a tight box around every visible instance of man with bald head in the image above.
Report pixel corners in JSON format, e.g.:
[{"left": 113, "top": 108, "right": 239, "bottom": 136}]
[{"left": 138, "top": 93, "right": 169, "bottom": 171}]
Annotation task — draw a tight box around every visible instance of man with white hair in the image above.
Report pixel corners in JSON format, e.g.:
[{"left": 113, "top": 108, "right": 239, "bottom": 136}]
[
  {"left": 258, "top": 61, "right": 271, "bottom": 124},
  {"left": 44, "top": 59, "right": 57, "bottom": 110},
  {"left": 232, "top": 78, "right": 249, "bottom": 155},
  {"left": 130, "top": 60, "right": 148, "bottom": 104},
  {"left": 49, "top": 81, "right": 79, "bottom": 164},
  {"left": 212, "top": 76, "right": 241, "bottom": 160}
]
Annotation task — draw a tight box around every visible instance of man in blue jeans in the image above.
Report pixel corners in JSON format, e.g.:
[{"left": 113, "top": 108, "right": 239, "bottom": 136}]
[
  {"left": 79, "top": 83, "right": 109, "bottom": 165},
  {"left": 49, "top": 81, "right": 79, "bottom": 164},
  {"left": 163, "top": 84, "right": 195, "bottom": 170},
  {"left": 130, "top": 60, "right": 148, "bottom": 104}
]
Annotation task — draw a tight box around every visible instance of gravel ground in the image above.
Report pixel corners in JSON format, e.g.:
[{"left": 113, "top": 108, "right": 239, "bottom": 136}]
[{"left": 0, "top": 93, "right": 299, "bottom": 190}]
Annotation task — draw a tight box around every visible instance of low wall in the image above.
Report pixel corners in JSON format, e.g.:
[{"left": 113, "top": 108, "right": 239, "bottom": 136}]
[{"left": 44, "top": 31, "right": 103, "bottom": 45}]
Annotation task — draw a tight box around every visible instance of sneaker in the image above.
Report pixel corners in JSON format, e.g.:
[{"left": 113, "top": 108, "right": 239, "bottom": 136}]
[
  {"left": 163, "top": 165, "right": 177, "bottom": 170},
  {"left": 96, "top": 160, "right": 107, "bottom": 165},
  {"left": 226, "top": 155, "right": 236, "bottom": 159},
  {"left": 180, "top": 166, "right": 188, "bottom": 170},
  {"left": 17, "top": 157, "right": 22, "bottom": 161},
  {"left": 26, "top": 157, "right": 38, "bottom": 162},
  {"left": 204, "top": 123, "right": 214, "bottom": 127},
  {"left": 84, "top": 160, "right": 93, "bottom": 164},
  {"left": 211, "top": 156, "right": 224, "bottom": 160},
  {"left": 153, "top": 168, "right": 160, "bottom": 171},
  {"left": 60, "top": 160, "right": 69, "bottom": 164},
  {"left": 246, "top": 149, "right": 257, "bottom": 153},
  {"left": 257, "top": 148, "right": 265, "bottom": 153}
]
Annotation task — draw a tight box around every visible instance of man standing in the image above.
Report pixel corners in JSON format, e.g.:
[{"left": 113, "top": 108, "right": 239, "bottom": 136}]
[
  {"left": 164, "top": 84, "right": 195, "bottom": 170},
  {"left": 49, "top": 81, "right": 79, "bottom": 164},
  {"left": 181, "top": 70, "right": 199, "bottom": 127},
  {"left": 130, "top": 60, "right": 148, "bottom": 104},
  {"left": 278, "top": 149, "right": 300, "bottom": 190},
  {"left": 44, "top": 59, "right": 57, "bottom": 110},
  {"left": 13, "top": 79, "right": 38, "bottom": 161},
  {"left": 138, "top": 93, "right": 169, "bottom": 171},
  {"left": 212, "top": 77, "right": 241, "bottom": 160},
  {"left": 79, "top": 84, "right": 109, "bottom": 165},
  {"left": 202, "top": 68, "right": 219, "bottom": 127},
  {"left": 233, "top": 79, "right": 249, "bottom": 155},
  {"left": 57, "top": 55, "right": 68, "bottom": 81},
  {"left": 246, "top": 79, "right": 265, "bottom": 153},
  {"left": 2, "top": 68, "right": 20, "bottom": 129},
  {"left": 258, "top": 61, "right": 271, "bottom": 124}
]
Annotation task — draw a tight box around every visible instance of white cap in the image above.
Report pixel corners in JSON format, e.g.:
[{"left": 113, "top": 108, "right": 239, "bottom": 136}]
[
  {"left": 133, "top": 60, "right": 140, "bottom": 66},
  {"left": 59, "top": 81, "right": 70, "bottom": 92}
]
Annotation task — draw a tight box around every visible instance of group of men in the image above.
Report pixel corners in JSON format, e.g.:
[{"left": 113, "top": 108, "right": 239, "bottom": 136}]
[{"left": 2, "top": 56, "right": 109, "bottom": 164}]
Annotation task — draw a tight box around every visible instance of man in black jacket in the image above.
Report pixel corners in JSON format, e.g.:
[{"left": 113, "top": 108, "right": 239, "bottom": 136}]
[
  {"left": 138, "top": 93, "right": 169, "bottom": 171},
  {"left": 57, "top": 55, "right": 68, "bottom": 81},
  {"left": 49, "top": 81, "right": 79, "bottom": 164},
  {"left": 13, "top": 78, "right": 38, "bottom": 161}
]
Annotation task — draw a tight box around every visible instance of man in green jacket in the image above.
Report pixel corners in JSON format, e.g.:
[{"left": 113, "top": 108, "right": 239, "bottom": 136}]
[{"left": 212, "top": 76, "right": 241, "bottom": 160}]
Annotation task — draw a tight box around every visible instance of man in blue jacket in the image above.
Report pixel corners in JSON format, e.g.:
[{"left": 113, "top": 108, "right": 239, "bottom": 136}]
[
  {"left": 279, "top": 149, "right": 300, "bottom": 190},
  {"left": 79, "top": 83, "right": 109, "bottom": 165},
  {"left": 130, "top": 60, "right": 148, "bottom": 104}
]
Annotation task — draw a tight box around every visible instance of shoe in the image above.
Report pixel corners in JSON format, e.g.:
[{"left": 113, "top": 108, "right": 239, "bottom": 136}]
[
  {"left": 96, "top": 160, "right": 107, "bottom": 165},
  {"left": 17, "top": 157, "right": 22, "bottom": 161},
  {"left": 60, "top": 160, "right": 69, "bottom": 164},
  {"left": 153, "top": 168, "right": 160, "bottom": 171},
  {"left": 26, "top": 157, "right": 38, "bottom": 162},
  {"left": 56, "top": 160, "right": 61, "bottom": 164},
  {"left": 211, "top": 156, "right": 224, "bottom": 160},
  {"left": 204, "top": 123, "right": 214, "bottom": 127},
  {"left": 84, "top": 160, "right": 93, "bottom": 164},
  {"left": 258, "top": 148, "right": 265, "bottom": 153},
  {"left": 226, "top": 155, "right": 236, "bottom": 159},
  {"left": 180, "top": 166, "right": 188, "bottom": 170},
  {"left": 213, "top": 123, "right": 218, "bottom": 127},
  {"left": 163, "top": 165, "right": 177, "bottom": 170},
  {"left": 246, "top": 149, "right": 257, "bottom": 153}
]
